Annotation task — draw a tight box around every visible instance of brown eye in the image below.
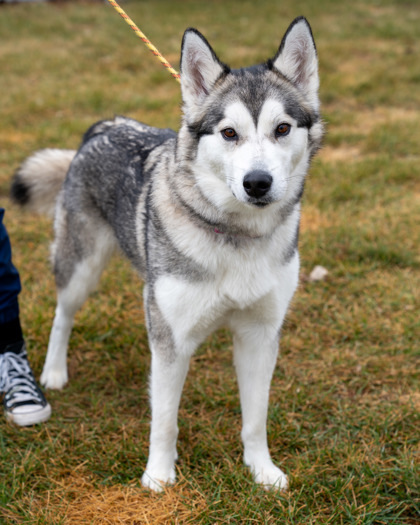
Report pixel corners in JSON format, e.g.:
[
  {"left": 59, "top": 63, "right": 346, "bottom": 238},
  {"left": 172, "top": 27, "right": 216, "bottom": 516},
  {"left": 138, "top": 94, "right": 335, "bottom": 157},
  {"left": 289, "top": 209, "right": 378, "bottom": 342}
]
[
  {"left": 275, "top": 123, "right": 291, "bottom": 137},
  {"left": 222, "top": 128, "right": 238, "bottom": 141}
]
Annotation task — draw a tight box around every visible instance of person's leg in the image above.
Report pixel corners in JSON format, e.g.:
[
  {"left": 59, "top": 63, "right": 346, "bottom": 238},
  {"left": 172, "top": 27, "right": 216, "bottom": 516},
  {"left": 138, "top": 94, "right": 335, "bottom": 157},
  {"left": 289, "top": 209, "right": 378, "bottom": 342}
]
[
  {"left": 0, "top": 208, "right": 22, "bottom": 338},
  {"left": 0, "top": 208, "right": 51, "bottom": 426}
]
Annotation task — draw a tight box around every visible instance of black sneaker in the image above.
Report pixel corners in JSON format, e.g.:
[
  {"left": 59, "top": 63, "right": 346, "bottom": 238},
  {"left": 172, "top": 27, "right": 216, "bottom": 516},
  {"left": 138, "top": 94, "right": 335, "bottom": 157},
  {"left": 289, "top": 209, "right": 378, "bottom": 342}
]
[{"left": 0, "top": 342, "right": 51, "bottom": 426}]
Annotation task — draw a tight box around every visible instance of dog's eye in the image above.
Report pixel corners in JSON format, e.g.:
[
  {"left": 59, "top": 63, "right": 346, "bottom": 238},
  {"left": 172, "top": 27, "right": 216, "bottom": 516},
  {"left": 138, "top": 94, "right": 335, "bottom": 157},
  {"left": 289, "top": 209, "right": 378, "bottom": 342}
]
[
  {"left": 275, "top": 123, "right": 291, "bottom": 137},
  {"left": 221, "top": 128, "right": 238, "bottom": 141}
]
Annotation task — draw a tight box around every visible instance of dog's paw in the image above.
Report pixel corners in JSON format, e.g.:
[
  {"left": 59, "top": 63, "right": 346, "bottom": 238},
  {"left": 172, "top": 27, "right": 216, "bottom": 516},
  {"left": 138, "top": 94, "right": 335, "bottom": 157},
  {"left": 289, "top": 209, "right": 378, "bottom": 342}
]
[
  {"left": 141, "top": 468, "right": 176, "bottom": 492},
  {"left": 40, "top": 367, "right": 68, "bottom": 390},
  {"left": 252, "top": 462, "right": 288, "bottom": 491}
]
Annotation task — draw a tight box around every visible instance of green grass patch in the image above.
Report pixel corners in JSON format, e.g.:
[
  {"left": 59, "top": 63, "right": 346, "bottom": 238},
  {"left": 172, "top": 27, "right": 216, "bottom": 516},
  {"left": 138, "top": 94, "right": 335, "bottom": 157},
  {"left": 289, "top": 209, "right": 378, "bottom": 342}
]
[{"left": 0, "top": 1, "right": 418, "bottom": 523}]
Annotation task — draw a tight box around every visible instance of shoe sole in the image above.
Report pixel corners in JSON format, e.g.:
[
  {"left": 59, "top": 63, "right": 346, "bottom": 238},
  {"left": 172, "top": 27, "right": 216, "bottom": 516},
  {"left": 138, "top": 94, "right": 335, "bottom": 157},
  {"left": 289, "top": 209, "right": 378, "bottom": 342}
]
[{"left": 5, "top": 403, "right": 52, "bottom": 427}]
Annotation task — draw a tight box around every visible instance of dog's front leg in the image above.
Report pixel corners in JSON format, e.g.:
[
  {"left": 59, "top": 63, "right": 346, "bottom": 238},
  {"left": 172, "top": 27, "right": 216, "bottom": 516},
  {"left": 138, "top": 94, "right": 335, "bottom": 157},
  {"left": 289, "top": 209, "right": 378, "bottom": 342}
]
[
  {"left": 141, "top": 348, "right": 190, "bottom": 492},
  {"left": 232, "top": 324, "right": 288, "bottom": 491}
]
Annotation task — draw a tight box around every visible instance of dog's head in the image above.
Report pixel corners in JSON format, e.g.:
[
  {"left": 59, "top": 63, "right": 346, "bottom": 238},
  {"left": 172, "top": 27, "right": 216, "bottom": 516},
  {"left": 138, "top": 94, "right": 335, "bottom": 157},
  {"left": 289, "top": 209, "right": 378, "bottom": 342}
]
[{"left": 179, "top": 18, "right": 324, "bottom": 212}]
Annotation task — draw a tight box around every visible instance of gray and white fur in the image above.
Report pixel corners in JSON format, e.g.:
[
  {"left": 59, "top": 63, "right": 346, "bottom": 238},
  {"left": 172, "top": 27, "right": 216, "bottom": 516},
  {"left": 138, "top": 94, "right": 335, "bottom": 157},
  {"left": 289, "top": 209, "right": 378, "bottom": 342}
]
[{"left": 11, "top": 17, "right": 324, "bottom": 491}]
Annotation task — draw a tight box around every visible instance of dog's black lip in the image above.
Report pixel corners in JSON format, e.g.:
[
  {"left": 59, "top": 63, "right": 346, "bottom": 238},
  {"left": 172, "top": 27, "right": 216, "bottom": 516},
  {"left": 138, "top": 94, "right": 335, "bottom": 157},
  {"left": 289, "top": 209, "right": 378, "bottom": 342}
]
[
  {"left": 232, "top": 190, "right": 271, "bottom": 208},
  {"left": 254, "top": 202, "right": 269, "bottom": 208}
]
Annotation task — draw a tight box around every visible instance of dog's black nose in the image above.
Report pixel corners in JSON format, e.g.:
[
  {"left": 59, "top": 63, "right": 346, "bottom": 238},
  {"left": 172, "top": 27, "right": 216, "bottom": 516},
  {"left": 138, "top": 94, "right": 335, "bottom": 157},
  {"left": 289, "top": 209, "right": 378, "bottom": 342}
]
[{"left": 243, "top": 170, "right": 273, "bottom": 198}]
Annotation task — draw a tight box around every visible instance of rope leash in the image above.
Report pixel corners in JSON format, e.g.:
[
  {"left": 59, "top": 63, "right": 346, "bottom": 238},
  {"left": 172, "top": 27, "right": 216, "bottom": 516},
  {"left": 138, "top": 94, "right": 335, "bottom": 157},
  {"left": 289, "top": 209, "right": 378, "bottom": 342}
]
[{"left": 106, "top": 0, "right": 181, "bottom": 84}]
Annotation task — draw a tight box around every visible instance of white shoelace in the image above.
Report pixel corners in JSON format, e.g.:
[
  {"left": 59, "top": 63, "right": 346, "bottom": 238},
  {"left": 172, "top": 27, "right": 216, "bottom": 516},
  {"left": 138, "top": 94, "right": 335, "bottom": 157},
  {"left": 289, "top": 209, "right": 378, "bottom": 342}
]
[{"left": 0, "top": 351, "right": 44, "bottom": 407}]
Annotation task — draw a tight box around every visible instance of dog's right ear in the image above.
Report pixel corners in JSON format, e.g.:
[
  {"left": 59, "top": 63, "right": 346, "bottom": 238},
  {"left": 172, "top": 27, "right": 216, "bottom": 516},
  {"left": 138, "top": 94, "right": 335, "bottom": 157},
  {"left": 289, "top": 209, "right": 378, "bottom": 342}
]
[{"left": 180, "top": 28, "right": 229, "bottom": 113}]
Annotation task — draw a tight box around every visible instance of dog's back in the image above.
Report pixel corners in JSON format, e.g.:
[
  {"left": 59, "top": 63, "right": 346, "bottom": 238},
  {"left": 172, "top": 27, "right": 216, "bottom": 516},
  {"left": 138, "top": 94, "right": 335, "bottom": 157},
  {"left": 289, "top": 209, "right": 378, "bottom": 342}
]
[{"left": 12, "top": 116, "right": 176, "bottom": 272}]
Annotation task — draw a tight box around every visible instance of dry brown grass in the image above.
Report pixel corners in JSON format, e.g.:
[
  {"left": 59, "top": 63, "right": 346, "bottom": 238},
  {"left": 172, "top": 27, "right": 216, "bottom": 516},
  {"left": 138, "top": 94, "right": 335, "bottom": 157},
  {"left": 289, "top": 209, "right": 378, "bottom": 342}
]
[{"left": 3, "top": 472, "right": 208, "bottom": 524}]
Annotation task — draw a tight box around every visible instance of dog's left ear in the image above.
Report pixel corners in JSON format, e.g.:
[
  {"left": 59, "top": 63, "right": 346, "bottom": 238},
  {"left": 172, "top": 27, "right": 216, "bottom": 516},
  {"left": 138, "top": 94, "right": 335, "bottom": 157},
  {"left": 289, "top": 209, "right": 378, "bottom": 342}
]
[
  {"left": 271, "top": 17, "right": 320, "bottom": 111},
  {"left": 180, "top": 28, "right": 229, "bottom": 113}
]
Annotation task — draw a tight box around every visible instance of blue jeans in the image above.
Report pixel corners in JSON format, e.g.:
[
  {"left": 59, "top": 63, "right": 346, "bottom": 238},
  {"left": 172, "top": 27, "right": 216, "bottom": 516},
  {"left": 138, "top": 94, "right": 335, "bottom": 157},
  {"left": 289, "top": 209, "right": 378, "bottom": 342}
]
[{"left": 0, "top": 208, "right": 21, "bottom": 325}]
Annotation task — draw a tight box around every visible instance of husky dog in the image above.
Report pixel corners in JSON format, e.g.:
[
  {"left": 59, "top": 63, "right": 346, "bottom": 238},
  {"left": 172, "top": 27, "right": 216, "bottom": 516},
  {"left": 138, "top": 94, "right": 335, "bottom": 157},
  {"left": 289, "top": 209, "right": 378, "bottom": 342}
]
[{"left": 11, "top": 17, "right": 323, "bottom": 491}]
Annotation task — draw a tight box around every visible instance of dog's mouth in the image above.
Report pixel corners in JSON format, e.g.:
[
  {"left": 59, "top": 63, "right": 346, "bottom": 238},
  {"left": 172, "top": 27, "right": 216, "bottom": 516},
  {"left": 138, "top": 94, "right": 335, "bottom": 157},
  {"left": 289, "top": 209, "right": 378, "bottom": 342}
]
[
  {"left": 231, "top": 190, "right": 272, "bottom": 208},
  {"left": 246, "top": 197, "right": 273, "bottom": 208}
]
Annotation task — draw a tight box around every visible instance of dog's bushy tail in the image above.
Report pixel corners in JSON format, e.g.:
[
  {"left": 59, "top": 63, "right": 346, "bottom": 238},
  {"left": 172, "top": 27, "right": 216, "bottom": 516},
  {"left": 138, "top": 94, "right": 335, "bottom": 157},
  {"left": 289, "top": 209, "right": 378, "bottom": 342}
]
[{"left": 11, "top": 149, "right": 76, "bottom": 218}]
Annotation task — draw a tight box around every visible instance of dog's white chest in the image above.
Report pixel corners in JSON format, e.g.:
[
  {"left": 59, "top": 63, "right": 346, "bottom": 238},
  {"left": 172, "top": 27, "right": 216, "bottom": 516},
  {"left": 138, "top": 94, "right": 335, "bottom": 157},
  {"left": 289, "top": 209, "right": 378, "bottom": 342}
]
[{"left": 153, "top": 244, "right": 298, "bottom": 354}]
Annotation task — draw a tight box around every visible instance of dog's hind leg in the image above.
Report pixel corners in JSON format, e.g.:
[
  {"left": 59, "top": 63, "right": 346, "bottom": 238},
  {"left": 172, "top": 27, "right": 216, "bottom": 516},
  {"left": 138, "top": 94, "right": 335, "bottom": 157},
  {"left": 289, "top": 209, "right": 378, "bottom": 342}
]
[{"left": 41, "top": 207, "right": 117, "bottom": 389}]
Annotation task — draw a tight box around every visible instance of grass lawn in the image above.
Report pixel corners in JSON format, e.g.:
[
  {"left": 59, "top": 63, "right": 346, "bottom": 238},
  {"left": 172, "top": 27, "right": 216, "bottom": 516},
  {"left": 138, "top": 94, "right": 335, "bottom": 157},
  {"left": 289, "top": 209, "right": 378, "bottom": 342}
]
[{"left": 0, "top": 0, "right": 418, "bottom": 523}]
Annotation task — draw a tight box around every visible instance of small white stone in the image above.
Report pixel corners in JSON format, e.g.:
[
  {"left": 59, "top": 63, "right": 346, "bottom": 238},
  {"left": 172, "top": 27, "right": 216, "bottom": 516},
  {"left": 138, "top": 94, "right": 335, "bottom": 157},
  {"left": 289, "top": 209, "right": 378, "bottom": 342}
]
[{"left": 309, "top": 265, "right": 328, "bottom": 282}]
